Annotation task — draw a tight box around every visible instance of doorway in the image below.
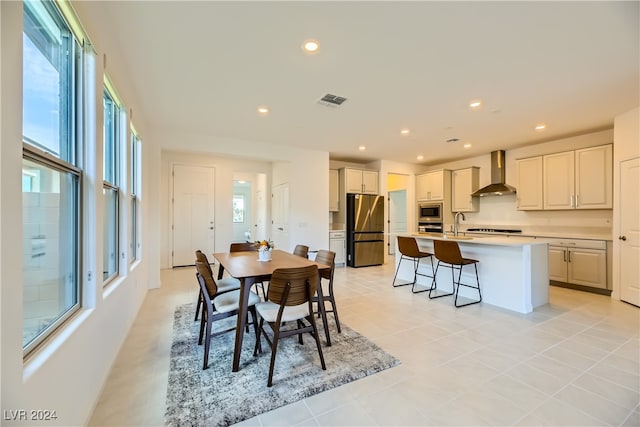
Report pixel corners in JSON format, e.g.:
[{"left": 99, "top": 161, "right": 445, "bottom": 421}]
[
  {"left": 171, "top": 164, "right": 215, "bottom": 267},
  {"left": 232, "top": 180, "right": 252, "bottom": 242},
  {"left": 387, "top": 173, "right": 409, "bottom": 255}
]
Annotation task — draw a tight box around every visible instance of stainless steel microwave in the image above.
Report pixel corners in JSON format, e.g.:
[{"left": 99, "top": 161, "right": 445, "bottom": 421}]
[{"left": 418, "top": 202, "right": 443, "bottom": 222}]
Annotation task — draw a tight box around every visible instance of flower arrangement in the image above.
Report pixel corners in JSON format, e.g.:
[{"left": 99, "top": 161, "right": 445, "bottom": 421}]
[{"left": 255, "top": 240, "right": 274, "bottom": 251}]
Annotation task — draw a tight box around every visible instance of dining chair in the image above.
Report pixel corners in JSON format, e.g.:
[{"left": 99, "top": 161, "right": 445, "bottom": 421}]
[
  {"left": 429, "top": 239, "right": 482, "bottom": 307},
  {"left": 253, "top": 265, "right": 326, "bottom": 387},
  {"left": 392, "top": 236, "right": 436, "bottom": 293},
  {"left": 312, "top": 249, "right": 341, "bottom": 333},
  {"left": 194, "top": 250, "right": 241, "bottom": 321},
  {"left": 195, "top": 261, "right": 260, "bottom": 370},
  {"left": 293, "top": 244, "right": 309, "bottom": 259},
  {"left": 229, "top": 242, "right": 267, "bottom": 300}
]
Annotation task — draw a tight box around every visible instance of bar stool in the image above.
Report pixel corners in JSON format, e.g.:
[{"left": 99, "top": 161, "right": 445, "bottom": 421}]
[
  {"left": 429, "top": 239, "right": 482, "bottom": 307},
  {"left": 392, "top": 236, "right": 436, "bottom": 293}
]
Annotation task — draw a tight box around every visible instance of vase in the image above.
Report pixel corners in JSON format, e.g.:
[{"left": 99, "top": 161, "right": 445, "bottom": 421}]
[{"left": 258, "top": 249, "right": 272, "bottom": 261}]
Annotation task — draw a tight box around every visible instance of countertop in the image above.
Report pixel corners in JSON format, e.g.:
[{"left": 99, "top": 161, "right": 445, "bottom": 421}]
[
  {"left": 455, "top": 226, "right": 612, "bottom": 241},
  {"left": 411, "top": 233, "right": 549, "bottom": 247}
]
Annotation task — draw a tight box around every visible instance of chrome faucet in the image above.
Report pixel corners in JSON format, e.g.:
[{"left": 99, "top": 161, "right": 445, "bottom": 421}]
[{"left": 454, "top": 212, "right": 466, "bottom": 236}]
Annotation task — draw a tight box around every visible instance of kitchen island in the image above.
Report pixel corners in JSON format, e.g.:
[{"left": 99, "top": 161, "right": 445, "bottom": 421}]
[{"left": 395, "top": 233, "right": 549, "bottom": 313}]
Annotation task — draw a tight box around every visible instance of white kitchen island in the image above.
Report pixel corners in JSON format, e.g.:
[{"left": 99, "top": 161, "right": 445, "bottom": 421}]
[{"left": 395, "top": 233, "right": 550, "bottom": 313}]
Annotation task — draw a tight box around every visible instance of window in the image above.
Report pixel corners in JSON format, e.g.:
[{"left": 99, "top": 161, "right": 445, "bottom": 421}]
[
  {"left": 233, "top": 195, "right": 245, "bottom": 223},
  {"left": 129, "top": 130, "right": 140, "bottom": 263},
  {"left": 22, "top": 0, "right": 82, "bottom": 354},
  {"left": 103, "top": 89, "right": 119, "bottom": 282}
]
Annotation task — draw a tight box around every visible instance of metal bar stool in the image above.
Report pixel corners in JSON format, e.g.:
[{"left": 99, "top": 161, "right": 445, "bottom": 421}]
[
  {"left": 429, "top": 239, "right": 482, "bottom": 307},
  {"left": 392, "top": 236, "right": 436, "bottom": 293}
]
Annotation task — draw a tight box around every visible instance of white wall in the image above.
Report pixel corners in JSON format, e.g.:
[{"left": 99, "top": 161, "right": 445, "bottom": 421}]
[{"left": 612, "top": 107, "right": 639, "bottom": 299}]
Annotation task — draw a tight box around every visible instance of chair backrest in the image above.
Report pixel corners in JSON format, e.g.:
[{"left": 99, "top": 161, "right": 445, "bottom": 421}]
[
  {"left": 433, "top": 239, "right": 464, "bottom": 265},
  {"left": 230, "top": 242, "right": 257, "bottom": 252},
  {"left": 268, "top": 265, "right": 318, "bottom": 306},
  {"left": 195, "top": 250, "right": 213, "bottom": 276},
  {"left": 195, "top": 261, "right": 218, "bottom": 296},
  {"left": 397, "top": 236, "right": 421, "bottom": 258},
  {"left": 314, "top": 249, "right": 336, "bottom": 281},
  {"left": 293, "top": 244, "right": 309, "bottom": 258}
]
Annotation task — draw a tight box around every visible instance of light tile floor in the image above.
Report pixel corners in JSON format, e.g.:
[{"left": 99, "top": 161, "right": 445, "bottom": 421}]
[{"left": 89, "top": 257, "right": 640, "bottom": 426}]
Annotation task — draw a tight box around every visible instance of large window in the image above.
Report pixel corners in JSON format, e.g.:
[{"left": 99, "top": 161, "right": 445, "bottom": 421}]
[
  {"left": 22, "top": 0, "right": 82, "bottom": 353},
  {"left": 103, "top": 89, "right": 120, "bottom": 282}
]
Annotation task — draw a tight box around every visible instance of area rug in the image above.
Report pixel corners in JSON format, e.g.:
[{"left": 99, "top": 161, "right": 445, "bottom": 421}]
[{"left": 165, "top": 303, "right": 400, "bottom": 426}]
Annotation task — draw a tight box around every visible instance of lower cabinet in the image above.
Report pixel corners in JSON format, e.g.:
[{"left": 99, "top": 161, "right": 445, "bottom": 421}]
[
  {"left": 329, "top": 231, "right": 346, "bottom": 266},
  {"left": 548, "top": 238, "right": 608, "bottom": 292}
]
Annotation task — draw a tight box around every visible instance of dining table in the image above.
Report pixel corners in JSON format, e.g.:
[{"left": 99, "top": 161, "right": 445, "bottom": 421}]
[{"left": 213, "top": 249, "right": 332, "bottom": 372}]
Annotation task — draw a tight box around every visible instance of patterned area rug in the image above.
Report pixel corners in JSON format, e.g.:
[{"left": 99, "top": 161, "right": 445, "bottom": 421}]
[{"left": 165, "top": 303, "right": 400, "bottom": 426}]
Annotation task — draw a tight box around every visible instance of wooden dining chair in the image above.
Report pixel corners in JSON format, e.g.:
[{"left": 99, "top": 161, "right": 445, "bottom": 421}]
[
  {"left": 293, "top": 244, "right": 309, "bottom": 259},
  {"left": 312, "top": 250, "right": 341, "bottom": 333},
  {"left": 195, "top": 261, "right": 260, "bottom": 370},
  {"left": 194, "top": 250, "right": 241, "bottom": 321},
  {"left": 229, "top": 242, "right": 267, "bottom": 300},
  {"left": 253, "top": 265, "right": 326, "bottom": 387}
]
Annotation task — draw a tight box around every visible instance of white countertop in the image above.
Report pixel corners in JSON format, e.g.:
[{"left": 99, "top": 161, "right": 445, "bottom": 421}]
[
  {"left": 411, "top": 233, "right": 549, "bottom": 247},
  {"left": 456, "top": 226, "right": 612, "bottom": 241}
]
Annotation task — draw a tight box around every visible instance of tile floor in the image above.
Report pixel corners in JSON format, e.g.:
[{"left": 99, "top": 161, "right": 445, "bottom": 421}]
[{"left": 89, "top": 257, "right": 640, "bottom": 426}]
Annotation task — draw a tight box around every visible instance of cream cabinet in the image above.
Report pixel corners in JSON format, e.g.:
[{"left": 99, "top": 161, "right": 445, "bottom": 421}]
[
  {"left": 548, "top": 239, "right": 608, "bottom": 290},
  {"left": 516, "top": 156, "right": 543, "bottom": 210},
  {"left": 416, "top": 170, "right": 449, "bottom": 201},
  {"left": 451, "top": 167, "right": 479, "bottom": 212},
  {"left": 543, "top": 144, "right": 612, "bottom": 210},
  {"left": 344, "top": 168, "right": 378, "bottom": 194},
  {"left": 329, "top": 230, "right": 346, "bottom": 266},
  {"left": 329, "top": 169, "right": 339, "bottom": 211}
]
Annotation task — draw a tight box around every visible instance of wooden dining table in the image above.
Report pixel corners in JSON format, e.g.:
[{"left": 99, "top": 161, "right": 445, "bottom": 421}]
[{"left": 213, "top": 249, "right": 332, "bottom": 372}]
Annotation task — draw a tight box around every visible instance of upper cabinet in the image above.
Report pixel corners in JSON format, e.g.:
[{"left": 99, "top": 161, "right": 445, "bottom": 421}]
[
  {"left": 329, "top": 169, "right": 339, "bottom": 211},
  {"left": 516, "top": 156, "right": 544, "bottom": 210},
  {"left": 451, "top": 167, "right": 479, "bottom": 212},
  {"left": 416, "top": 170, "right": 450, "bottom": 201},
  {"left": 344, "top": 168, "right": 379, "bottom": 194},
  {"left": 543, "top": 144, "right": 612, "bottom": 210}
]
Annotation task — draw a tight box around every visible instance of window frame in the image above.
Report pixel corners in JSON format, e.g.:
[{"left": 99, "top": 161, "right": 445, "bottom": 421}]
[{"left": 102, "top": 88, "right": 120, "bottom": 284}]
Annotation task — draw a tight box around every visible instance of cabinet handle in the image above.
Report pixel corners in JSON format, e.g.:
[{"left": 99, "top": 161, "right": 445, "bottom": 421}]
[
  {"left": 619, "top": 235, "right": 627, "bottom": 241},
  {"left": 563, "top": 249, "right": 566, "bottom": 262},
  {"left": 567, "top": 250, "right": 571, "bottom": 263},
  {"left": 575, "top": 194, "right": 579, "bottom": 208}
]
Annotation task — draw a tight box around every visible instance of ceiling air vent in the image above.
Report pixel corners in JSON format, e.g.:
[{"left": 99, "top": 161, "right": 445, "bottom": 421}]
[{"left": 317, "top": 93, "right": 347, "bottom": 108}]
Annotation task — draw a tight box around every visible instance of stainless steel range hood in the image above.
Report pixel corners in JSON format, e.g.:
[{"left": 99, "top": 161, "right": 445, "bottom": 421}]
[{"left": 471, "top": 150, "right": 516, "bottom": 197}]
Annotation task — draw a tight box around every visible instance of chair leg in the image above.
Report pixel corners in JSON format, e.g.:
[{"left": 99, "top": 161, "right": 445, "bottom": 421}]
[
  {"left": 454, "top": 263, "right": 482, "bottom": 308},
  {"left": 329, "top": 296, "right": 342, "bottom": 333},
  {"left": 194, "top": 289, "right": 203, "bottom": 321},
  {"left": 392, "top": 256, "right": 412, "bottom": 287},
  {"left": 267, "top": 323, "right": 281, "bottom": 387},
  {"left": 253, "top": 315, "right": 263, "bottom": 356},
  {"left": 308, "top": 314, "right": 327, "bottom": 371},
  {"left": 202, "top": 310, "right": 213, "bottom": 370},
  {"left": 428, "top": 261, "right": 455, "bottom": 299},
  {"left": 198, "top": 304, "right": 207, "bottom": 345}
]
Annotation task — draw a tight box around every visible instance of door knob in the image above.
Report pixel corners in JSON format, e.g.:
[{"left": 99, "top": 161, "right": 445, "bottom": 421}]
[
  {"left": 619, "top": 235, "right": 627, "bottom": 241},
  {"left": 209, "top": 227, "right": 214, "bottom": 230}
]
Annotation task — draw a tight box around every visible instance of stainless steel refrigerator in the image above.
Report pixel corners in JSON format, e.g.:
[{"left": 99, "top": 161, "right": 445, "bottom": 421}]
[{"left": 347, "top": 194, "right": 385, "bottom": 267}]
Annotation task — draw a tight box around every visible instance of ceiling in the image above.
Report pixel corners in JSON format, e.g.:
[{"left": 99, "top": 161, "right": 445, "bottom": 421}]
[{"left": 73, "top": 1, "right": 639, "bottom": 165}]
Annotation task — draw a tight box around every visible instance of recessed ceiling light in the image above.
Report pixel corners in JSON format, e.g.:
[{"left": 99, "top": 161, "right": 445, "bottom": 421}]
[
  {"left": 257, "top": 106, "right": 270, "bottom": 115},
  {"left": 469, "top": 100, "right": 482, "bottom": 109},
  {"left": 464, "top": 144, "right": 472, "bottom": 149},
  {"left": 416, "top": 154, "right": 424, "bottom": 161},
  {"left": 358, "top": 145, "right": 366, "bottom": 151},
  {"left": 535, "top": 124, "right": 546, "bottom": 131},
  {"left": 400, "top": 128, "right": 410, "bottom": 135},
  {"left": 302, "top": 39, "right": 320, "bottom": 53}
]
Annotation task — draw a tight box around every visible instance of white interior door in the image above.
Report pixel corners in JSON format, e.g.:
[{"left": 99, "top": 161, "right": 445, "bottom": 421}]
[
  {"left": 271, "top": 183, "right": 289, "bottom": 251},
  {"left": 388, "top": 190, "right": 407, "bottom": 255},
  {"left": 619, "top": 157, "right": 640, "bottom": 306},
  {"left": 172, "top": 165, "right": 215, "bottom": 267}
]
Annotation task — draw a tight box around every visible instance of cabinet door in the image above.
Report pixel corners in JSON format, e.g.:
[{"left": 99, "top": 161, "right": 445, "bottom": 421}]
[
  {"left": 426, "top": 171, "right": 444, "bottom": 200},
  {"left": 416, "top": 173, "right": 429, "bottom": 201},
  {"left": 548, "top": 246, "right": 568, "bottom": 282},
  {"left": 345, "top": 169, "right": 363, "bottom": 193},
  {"left": 362, "top": 170, "right": 379, "bottom": 195},
  {"left": 544, "top": 151, "right": 575, "bottom": 210},
  {"left": 516, "top": 157, "right": 543, "bottom": 210},
  {"left": 330, "top": 238, "right": 346, "bottom": 265},
  {"left": 575, "top": 144, "right": 612, "bottom": 209},
  {"left": 329, "top": 169, "right": 339, "bottom": 211},
  {"left": 568, "top": 248, "right": 607, "bottom": 289},
  {"left": 452, "top": 168, "right": 479, "bottom": 212}
]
